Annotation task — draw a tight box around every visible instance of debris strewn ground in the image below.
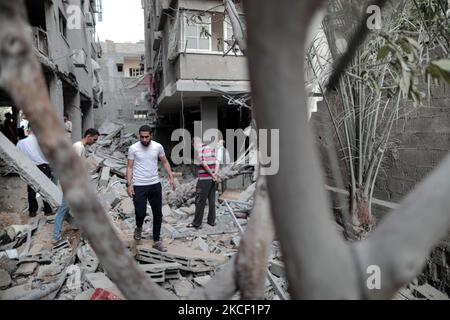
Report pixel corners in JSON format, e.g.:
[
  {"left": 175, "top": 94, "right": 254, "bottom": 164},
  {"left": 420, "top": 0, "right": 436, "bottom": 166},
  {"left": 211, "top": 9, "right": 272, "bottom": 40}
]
[{"left": 0, "top": 121, "right": 446, "bottom": 300}]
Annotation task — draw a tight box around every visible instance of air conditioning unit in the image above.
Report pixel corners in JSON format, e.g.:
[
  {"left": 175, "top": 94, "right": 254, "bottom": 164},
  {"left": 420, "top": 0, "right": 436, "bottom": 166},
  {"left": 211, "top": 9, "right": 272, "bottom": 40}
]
[
  {"left": 72, "top": 49, "right": 87, "bottom": 68},
  {"left": 85, "top": 12, "right": 94, "bottom": 26}
]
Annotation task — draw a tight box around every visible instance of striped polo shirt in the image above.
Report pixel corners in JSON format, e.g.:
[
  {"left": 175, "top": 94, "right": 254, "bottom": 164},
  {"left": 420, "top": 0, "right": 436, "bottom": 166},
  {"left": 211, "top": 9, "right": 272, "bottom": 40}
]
[{"left": 197, "top": 143, "right": 216, "bottom": 180}]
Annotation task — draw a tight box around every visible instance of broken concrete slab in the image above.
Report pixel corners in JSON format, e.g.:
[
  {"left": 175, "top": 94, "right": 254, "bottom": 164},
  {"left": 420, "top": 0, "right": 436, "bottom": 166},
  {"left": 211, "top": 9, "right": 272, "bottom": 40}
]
[
  {"left": 66, "top": 265, "right": 82, "bottom": 291},
  {"left": 0, "top": 132, "right": 62, "bottom": 207},
  {"left": 0, "top": 282, "right": 32, "bottom": 300},
  {"left": 99, "top": 166, "right": 111, "bottom": 188},
  {"left": 136, "top": 243, "right": 227, "bottom": 273},
  {"left": 162, "top": 204, "right": 173, "bottom": 216},
  {"left": 77, "top": 244, "right": 99, "bottom": 273},
  {"left": 0, "top": 257, "right": 18, "bottom": 274},
  {"left": 172, "top": 279, "right": 194, "bottom": 298},
  {"left": 99, "top": 190, "right": 121, "bottom": 210},
  {"left": 74, "top": 288, "right": 95, "bottom": 300},
  {"left": 15, "top": 262, "right": 38, "bottom": 276},
  {"left": 192, "top": 237, "right": 209, "bottom": 252},
  {"left": 0, "top": 269, "right": 11, "bottom": 289},
  {"left": 138, "top": 262, "right": 181, "bottom": 283},
  {"left": 85, "top": 272, "right": 114, "bottom": 289},
  {"left": 37, "top": 264, "right": 64, "bottom": 278},
  {"left": 193, "top": 275, "right": 211, "bottom": 287},
  {"left": 269, "top": 260, "right": 285, "bottom": 278},
  {"left": 118, "top": 197, "right": 134, "bottom": 216}
]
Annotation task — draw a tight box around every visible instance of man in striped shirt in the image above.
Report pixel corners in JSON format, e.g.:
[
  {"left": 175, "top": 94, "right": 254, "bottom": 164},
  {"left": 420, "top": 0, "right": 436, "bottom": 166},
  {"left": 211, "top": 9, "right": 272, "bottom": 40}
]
[{"left": 188, "top": 137, "right": 220, "bottom": 229}]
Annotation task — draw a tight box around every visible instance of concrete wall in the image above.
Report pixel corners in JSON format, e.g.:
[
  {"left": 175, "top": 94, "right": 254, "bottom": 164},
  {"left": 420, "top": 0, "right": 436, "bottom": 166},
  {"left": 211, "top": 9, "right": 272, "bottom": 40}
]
[
  {"left": 94, "top": 41, "right": 151, "bottom": 128},
  {"left": 179, "top": 53, "right": 248, "bottom": 81},
  {"left": 312, "top": 83, "right": 450, "bottom": 295}
]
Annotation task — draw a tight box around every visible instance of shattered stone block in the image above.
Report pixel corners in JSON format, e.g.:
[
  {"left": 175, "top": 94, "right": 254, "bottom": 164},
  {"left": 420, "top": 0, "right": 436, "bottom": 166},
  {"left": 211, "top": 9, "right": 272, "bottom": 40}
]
[
  {"left": 162, "top": 204, "right": 173, "bottom": 216},
  {"left": 0, "top": 132, "right": 62, "bottom": 207},
  {"left": 118, "top": 198, "right": 134, "bottom": 216},
  {"left": 66, "top": 265, "right": 82, "bottom": 291},
  {"left": 172, "top": 279, "right": 194, "bottom": 298},
  {"left": 85, "top": 273, "right": 115, "bottom": 289},
  {"left": 193, "top": 275, "right": 211, "bottom": 287},
  {"left": 192, "top": 237, "right": 209, "bottom": 252},
  {"left": 99, "top": 166, "right": 111, "bottom": 188},
  {"left": 0, "top": 269, "right": 12, "bottom": 290}
]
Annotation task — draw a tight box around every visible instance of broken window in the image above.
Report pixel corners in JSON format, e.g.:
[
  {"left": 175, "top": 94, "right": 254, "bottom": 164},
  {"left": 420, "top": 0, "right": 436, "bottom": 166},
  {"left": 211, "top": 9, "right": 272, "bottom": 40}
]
[
  {"left": 59, "top": 10, "right": 67, "bottom": 39},
  {"left": 134, "top": 110, "right": 147, "bottom": 119},
  {"left": 129, "top": 68, "right": 143, "bottom": 78},
  {"left": 117, "top": 64, "right": 123, "bottom": 72},
  {"left": 183, "top": 12, "right": 212, "bottom": 51}
]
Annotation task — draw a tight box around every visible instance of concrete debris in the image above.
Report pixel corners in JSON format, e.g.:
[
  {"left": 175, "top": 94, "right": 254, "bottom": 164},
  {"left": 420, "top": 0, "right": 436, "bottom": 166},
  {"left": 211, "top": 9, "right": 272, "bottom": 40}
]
[
  {"left": 0, "top": 132, "right": 62, "bottom": 207},
  {"left": 85, "top": 272, "right": 115, "bottom": 289},
  {"left": 0, "top": 269, "right": 11, "bottom": 290},
  {"left": 15, "top": 262, "right": 38, "bottom": 276},
  {"left": 74, "top": 288, "right": 95, "bottom": 300},
  {"left": 136, "top": 244, "right": 226, "bottom": 273},
  {"left": 65, "top": 265, "right": 82, "bottom": 291},
  {"left": 99, "top": 166, "right": 111, "bottom": 188},
  {"left": 37, "top": 263, "right": 64, "bottom": 278},
  {"left": 269, "top": 260, "right": 285, "bottom": 278},
  {"left": 77, "top": 244, "right": 99, "bottom": 273},
  {"left": 193, "top": 275, "right": 211, "bottom": 287},
  {"left": 0, "top": 249, "right": 18, "bottom": 260},
  {"left": 138, "top": 262, "right": 181, "bottom": 283},
  {"left": 192, "top": 237, "right": 209, "bottom": 252},
  {"left": 172, "top": 279, "right": 194, "bottom": 298}
]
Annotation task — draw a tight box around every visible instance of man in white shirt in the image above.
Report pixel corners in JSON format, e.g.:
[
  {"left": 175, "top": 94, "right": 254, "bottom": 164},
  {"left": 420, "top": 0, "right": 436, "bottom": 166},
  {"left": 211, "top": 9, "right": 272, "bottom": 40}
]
[
  {"left": 52, "top": 128, "right": 99, "bottom": 243},
  {"left": 127, "top": 125, "right": 176, "bottom": 252},
  {"left": 17, "top": 130, "right": 55, "bottom": 217}
]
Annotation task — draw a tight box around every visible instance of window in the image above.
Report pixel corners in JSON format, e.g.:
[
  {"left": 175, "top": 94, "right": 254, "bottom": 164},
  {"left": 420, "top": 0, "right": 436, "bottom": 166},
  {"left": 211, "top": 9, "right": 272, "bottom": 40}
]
[
  {"left": 129, "top": 68, "right": 143, "bottom": 78},
  {"left": 117, "top": 64, "right": 123, "bottom": 72},
  {"left": 134, "top": 111, "right": 148, "bottom": 120},
  {"left": 183, "top": 12, "right": 212, "bottom": 51},
  {"left": 59, "top": 10, "right": 67, "bottom": 39}
]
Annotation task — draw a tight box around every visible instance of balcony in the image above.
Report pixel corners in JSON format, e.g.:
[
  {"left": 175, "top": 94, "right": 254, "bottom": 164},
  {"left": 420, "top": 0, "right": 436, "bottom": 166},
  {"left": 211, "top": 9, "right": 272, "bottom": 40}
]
[{"left": 32, "top": 27, "right": 49, "bottom": 56}]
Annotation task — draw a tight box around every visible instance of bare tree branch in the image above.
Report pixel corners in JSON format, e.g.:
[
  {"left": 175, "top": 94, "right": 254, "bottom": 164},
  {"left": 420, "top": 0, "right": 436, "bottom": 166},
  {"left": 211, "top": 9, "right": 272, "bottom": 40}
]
[
  {"left": 224, "top": 0, "right": 247, "bottom": 55},
  {"left": 0, "top": 0, "right": 175, "bottom": 300},
  {"left": 236, "top": 176, "right": 275, "bottom": 299},
  {"left": 244, "top": 0, "right": 360, "bottom": 299}
]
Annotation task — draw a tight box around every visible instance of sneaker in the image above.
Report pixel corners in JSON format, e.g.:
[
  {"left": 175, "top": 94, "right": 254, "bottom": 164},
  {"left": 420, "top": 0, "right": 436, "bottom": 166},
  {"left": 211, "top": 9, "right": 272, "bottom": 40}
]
[
  {"left": 134, "top": 227, "right": 142, "bottom": 241},
  {"left": 152, "top": 241, "right": 167, "bottom": 252}
]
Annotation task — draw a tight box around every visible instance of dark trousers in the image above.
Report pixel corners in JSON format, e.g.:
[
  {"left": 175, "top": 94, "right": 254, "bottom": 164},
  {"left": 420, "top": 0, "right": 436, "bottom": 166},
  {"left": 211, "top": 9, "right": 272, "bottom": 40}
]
[
  {"left": 133, "top": 183, "right": 163, "bottom": 242},
  {"left": 28, "top": 163, "right": 53, "bottom": 215},
  {"left": 193, "top": 179, "right": 216, "bottom": 227}
]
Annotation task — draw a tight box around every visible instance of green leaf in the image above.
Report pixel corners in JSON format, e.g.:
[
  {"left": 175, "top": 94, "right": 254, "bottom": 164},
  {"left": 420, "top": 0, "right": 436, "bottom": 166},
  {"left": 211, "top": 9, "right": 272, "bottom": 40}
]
[
  {"left": 377, "top": 45, "right": 391, "bottom": 60},
  {"left": 431, "top": 59, "right": 450, "bottom": 73}
]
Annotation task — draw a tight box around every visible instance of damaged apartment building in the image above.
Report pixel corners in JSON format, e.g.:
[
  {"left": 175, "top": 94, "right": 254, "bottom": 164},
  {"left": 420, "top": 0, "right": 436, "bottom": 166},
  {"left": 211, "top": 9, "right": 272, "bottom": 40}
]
[
  {"left": 143, "top": 0, "right": 252, "bottom": 157},
  {"left": 0, "top": 0, "right": 103, "bottom": 143},
  {"left": 94, "top": 40, "right": 155, "bottom": 130}
]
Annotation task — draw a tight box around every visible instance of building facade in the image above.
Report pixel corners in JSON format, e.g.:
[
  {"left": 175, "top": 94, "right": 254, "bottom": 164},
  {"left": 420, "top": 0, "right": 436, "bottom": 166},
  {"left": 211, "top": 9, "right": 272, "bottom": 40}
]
[
  {"left": 143, "top": 0, "right": 252, "bottom": 154},
  {"left": 94, "top": 40, "right": 154, "bottom": 129},
  {"left": 0, "top": 0, "right": 103, "bottom": 142}
]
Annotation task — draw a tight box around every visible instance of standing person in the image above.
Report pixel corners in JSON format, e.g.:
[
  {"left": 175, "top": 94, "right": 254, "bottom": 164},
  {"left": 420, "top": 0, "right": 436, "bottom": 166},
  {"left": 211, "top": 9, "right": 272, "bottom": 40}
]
[
  {"left": 188, "top": 137, "right": 219, "bottom": 229},
  {"left": 216, "top": 139, "right": 231, "bottom": 192},
  {"left": 126, "top": 125, "right": 176, "bottom": 252},
  {"left": 63, "top": 114, "right": 72, "bottom": 139},
  {"left": 16, "top": 130, "right": 55, "bottom": 217},
  {"left": 52, "top": 128, "right": 99, "bottom": 243},
  {"left": 3, "top": 112, "right": 17, "bottom": 144}
]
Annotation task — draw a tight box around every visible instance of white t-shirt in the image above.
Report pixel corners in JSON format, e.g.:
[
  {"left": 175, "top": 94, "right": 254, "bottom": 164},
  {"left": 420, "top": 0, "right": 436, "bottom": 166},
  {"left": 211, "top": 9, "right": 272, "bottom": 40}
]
[
  {"left": 73, "top": 141, "right": 86, "bottom": 158},
  {"left": 16, "top": 134, "right": 48, "bottom": 165},
  {"left": 128, "top": 141, "right": 165, "bottom": 186}
]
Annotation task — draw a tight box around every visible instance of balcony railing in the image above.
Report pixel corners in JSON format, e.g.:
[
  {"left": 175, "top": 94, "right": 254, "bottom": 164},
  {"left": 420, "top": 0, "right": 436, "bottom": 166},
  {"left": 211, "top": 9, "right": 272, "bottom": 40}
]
[{"left": 32, "top": 27, "right": 49, "bottom": 56}]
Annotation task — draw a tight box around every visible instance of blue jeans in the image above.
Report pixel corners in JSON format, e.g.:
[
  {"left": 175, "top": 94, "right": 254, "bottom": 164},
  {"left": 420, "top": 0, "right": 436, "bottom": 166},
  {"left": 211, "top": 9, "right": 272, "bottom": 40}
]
[{"left": 53, "top": 198, "right": 71, "bottom": 241}]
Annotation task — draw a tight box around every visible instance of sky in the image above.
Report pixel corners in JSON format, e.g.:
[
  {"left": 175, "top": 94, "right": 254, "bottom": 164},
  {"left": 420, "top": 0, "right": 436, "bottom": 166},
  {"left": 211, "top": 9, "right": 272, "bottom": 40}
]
[{"left": 96, "top": 0, "right": 145, "bottom": 43}]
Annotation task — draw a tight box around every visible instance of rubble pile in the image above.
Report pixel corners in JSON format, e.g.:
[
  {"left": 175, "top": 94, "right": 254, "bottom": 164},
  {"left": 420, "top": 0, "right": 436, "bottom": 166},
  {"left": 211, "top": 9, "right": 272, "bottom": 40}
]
[
  {"left": 0, "top": 120, "right": 292, "bottom": 300},
  {"left": 2, "top": 120, "right": 449, "bottom": 300}
]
